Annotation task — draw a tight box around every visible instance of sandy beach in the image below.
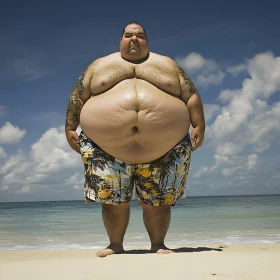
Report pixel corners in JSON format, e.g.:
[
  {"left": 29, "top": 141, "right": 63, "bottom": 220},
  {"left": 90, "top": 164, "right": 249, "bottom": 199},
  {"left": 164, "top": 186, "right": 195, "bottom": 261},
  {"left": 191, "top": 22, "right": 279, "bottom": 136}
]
[{"left": 0, "top": 243, "right": 279, "bottom": 280}]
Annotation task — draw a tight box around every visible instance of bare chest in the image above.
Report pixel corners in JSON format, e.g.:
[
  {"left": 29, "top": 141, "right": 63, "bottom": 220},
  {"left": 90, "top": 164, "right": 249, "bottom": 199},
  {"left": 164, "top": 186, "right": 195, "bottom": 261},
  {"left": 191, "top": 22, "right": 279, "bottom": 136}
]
[{"left": 90, "top": 61, "right": 180, "bottom": 96}]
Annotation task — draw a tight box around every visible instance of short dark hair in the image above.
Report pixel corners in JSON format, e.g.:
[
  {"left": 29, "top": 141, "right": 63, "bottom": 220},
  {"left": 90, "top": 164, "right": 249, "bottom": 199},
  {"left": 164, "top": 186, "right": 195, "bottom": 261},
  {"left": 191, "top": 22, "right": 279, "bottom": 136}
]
[{"left": 121, "top": 22, "right": 148, "bottom": 40}]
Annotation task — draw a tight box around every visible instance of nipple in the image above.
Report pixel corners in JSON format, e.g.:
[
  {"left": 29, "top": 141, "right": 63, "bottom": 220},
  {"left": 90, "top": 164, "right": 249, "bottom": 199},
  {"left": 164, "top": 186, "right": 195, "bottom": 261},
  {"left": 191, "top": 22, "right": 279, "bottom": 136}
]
[{"left": 132, "top": 126, "right": 138, "bottom": 133}]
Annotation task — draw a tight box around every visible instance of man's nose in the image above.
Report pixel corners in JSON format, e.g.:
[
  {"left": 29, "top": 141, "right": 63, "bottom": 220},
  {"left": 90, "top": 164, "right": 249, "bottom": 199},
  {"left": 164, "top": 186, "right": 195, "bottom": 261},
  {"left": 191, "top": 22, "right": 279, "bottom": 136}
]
[{"left": 131, "top": 35, "right": 137, "bottom": 40}]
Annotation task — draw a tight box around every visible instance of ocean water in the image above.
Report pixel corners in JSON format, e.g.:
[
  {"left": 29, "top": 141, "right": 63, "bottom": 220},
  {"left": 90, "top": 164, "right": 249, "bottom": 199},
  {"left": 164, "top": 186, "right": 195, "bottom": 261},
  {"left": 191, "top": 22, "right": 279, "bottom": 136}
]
[{"left": 0, "top": 195, "right": 280, "bottom": 251}]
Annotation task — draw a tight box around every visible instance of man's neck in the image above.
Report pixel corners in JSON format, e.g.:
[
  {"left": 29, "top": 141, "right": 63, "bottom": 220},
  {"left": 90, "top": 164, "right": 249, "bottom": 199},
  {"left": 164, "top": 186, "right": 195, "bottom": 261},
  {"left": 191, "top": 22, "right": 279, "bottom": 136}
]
[{"left": 121, "top": 52, "right": 150, "bottom": 64}]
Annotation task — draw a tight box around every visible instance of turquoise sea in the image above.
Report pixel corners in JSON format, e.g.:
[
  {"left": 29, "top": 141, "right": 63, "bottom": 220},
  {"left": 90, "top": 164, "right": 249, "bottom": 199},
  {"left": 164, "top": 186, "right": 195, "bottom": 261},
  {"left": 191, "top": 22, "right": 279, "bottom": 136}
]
[{"left": 0, "top": 195, "right": 280, "bottom": 251}]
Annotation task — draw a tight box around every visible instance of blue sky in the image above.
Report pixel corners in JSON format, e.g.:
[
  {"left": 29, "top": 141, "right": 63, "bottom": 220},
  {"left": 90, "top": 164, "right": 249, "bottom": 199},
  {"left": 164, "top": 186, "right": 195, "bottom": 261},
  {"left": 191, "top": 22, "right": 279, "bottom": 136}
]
[{"left": 1, "top": 0, "right": 280, "bottom": 202}]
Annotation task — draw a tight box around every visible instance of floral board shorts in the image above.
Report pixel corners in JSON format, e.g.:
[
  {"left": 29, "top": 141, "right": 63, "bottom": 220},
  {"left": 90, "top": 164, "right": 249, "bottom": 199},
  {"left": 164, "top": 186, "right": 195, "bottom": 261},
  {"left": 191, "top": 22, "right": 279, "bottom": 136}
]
[{"left": 79, "top": 131, "right": 192, "bottom": 206}]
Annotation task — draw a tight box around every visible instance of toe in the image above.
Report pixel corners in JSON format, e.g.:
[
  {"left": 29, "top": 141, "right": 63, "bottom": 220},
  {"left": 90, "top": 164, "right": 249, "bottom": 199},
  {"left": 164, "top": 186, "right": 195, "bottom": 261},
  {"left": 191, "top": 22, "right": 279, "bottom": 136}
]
[
  {"left": 156, "top": 249, "right": 174, "bottom": 254},
  {"left": 96, "top": 248, "right": 115, "bottom": 258}
]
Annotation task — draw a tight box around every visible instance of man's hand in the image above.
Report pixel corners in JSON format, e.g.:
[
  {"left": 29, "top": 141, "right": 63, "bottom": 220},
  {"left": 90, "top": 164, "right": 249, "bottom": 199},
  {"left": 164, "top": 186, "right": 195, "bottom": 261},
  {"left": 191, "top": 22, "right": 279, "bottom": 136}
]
[
  {"left": 190, "top": 126, "right": 205, "bottom": 151},
  {"left": 66, "top": 130, "right": 80, "bottom": 154}
]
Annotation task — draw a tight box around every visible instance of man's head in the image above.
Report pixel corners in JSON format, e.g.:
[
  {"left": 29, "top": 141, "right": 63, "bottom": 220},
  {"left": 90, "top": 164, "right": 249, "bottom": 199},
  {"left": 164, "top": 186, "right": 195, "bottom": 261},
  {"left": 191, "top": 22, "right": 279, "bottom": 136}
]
[{"left": 120, "top": 22, "right": 149, "bottom": 62}]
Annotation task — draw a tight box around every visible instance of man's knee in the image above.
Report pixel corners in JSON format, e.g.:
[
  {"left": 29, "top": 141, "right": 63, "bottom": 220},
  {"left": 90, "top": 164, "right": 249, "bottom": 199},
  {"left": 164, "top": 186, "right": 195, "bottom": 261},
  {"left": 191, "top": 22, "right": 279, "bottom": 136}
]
[{"left": 102, "top": 202, "right": 130, "bottom": 212}]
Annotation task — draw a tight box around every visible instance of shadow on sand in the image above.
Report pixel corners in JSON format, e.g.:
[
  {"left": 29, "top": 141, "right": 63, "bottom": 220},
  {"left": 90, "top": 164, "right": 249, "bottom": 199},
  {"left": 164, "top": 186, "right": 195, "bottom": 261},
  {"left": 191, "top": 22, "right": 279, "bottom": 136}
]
[{"left": 124, "top": 246, "right": 223, "bottom": 255}]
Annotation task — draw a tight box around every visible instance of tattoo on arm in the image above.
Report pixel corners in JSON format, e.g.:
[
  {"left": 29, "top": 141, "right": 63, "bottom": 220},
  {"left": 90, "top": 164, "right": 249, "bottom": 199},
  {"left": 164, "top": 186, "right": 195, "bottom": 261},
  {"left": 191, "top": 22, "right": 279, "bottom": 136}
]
[
  {"left": 65, "top": 97, "right": 83, "bottom": 129},
  {"left": 65, "top": 67, "right": 91, "bottom": 130},
  {"left": 176, "top": 64, "right": 198, "bottom": 95},
  {"left": 65, "top": 67, "right": 89, "bottom": 130},
  {"left": 74, "top": 69, "right": 87, "bottom": 97}
]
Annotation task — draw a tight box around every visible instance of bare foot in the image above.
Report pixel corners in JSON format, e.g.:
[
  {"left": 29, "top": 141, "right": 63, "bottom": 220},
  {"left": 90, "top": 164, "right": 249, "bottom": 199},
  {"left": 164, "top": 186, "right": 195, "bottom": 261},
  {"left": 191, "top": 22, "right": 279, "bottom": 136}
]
[
  {"left": 96, "top": 244, "right": 124, "bottom": 258},
  {"left": 151, "top": 244, "right": 174, "bottom": 254}
]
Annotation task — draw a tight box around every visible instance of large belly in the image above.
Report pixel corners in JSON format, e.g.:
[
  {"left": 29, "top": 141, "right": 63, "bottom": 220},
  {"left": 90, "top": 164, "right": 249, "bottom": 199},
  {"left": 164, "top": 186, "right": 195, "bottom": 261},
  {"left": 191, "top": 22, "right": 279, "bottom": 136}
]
[{"left": 80, "top": 79, "right": 190, "bottom": 163}]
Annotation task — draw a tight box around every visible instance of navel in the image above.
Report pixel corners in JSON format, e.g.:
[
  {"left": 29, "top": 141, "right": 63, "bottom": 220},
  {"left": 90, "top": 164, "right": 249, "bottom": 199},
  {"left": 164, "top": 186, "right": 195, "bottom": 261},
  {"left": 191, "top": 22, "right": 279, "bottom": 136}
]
[{"left": 132, "top": 126, "right": 138, "bottom": 133}]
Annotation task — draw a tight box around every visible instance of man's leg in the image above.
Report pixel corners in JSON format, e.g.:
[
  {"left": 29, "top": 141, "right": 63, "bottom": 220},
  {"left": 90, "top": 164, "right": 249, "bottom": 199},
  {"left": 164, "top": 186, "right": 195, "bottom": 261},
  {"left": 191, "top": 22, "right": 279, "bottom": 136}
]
[
  {"left": 141, "top": 202, "right": 173, "bottom": 254},
  {"left": 97, "top": 202, "right": 130, "bottom": 257}
]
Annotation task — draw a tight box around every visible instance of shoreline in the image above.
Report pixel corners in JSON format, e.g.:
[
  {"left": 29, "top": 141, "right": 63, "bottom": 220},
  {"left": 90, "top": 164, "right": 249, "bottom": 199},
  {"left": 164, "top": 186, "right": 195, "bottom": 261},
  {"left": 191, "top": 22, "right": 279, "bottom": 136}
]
[{"left": 1, "top": 243, "right": 280, "bottom": 279}]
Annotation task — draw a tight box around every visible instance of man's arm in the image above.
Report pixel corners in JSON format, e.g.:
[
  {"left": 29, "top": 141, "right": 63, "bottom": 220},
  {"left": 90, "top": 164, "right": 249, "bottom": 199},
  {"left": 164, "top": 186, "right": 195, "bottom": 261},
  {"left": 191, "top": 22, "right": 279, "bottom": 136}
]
[
  {"left": 176, "top": 64, "right": 205, "bottom": 151},
  {"left": 65, "top": 66, "right": 92, "bottom": 153}
]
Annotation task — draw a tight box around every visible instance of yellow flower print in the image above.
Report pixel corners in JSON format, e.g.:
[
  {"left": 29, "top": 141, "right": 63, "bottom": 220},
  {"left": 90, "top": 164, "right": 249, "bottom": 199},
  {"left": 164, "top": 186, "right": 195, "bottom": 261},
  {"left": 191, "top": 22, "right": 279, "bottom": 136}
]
[
  {"left": 140, "top": 191, "right": 150, "bottom": 199},
  {"left": 82, "top": 149, "right": 92, "bottom": 164},
  {"left": 151, "top": 189, "right": 159, "bottom": 197},
  {"left": 137, "top": 167, "right": 151, "bottom": 178},
  {"left": 153, "top": 200, "right": 159, "bottom": 206},
  {"left": 165, "top": 193, "right": 174, "bottom": 204},
  {"left": 98, "top": 188, "right": 111, "bottom": 199},
  {"left": 144, "top": 182, "right": 153, "bottom": 189}
]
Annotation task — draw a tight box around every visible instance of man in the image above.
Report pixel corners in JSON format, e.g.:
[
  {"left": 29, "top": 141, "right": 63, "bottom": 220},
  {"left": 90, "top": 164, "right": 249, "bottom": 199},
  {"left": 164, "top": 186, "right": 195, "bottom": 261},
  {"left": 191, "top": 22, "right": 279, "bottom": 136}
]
[{"left": 65, "top": 22, "right": 205, "bottom": 257}]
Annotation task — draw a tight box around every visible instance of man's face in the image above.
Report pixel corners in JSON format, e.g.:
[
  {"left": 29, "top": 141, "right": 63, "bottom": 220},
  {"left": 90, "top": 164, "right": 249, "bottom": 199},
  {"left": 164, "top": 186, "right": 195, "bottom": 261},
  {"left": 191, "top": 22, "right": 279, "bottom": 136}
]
[{"left": 120, "top": 24, "right": 149, "bottom": 61}]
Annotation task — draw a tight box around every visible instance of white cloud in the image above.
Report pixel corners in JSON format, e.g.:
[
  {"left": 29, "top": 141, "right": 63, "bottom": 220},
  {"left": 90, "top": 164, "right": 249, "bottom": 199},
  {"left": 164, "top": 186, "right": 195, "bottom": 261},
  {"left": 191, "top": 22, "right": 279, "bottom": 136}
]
[
  {"left": 0, "top": 150, "right": 24, "bottom": 175},
  {"left": 248, "top": 52, "right": 280, "bottom": 99},
  {"left": 208, "top": 51, "right": 280, "bottom": 156},
  {"left": 0, "top": 185, "right": 8, "bottom": 191},
  {"left": 0, "top": 122, "right": 26, "bottom": 145},
  {"left": 218, "top": 89, "right": 240, "bottom": 103},
  {"left": 2, "top": 155, "right": 30, "bottom": 185},
  {"left": 210, "top": 154, "right": 229, "bottom": 171},
  {"left": 216, "top": 142, "right": 243, "bottom": 156},
  {"left": 193, "top": 166, "right": 208, "bottom": 178},
  {"left": 0, "top": 147, "right": 7, "bottom": 159},
  {"left": 222, "top": 167, "right": 236, "bottom": 177},
  {"left": 214, "top": 154, "right": 229, "bottom": 165},
  {"left": 16, "top": 186, "right": 31, "bottom": 194},
  {"left": 188, "top": 51, "right": 280, "bottom": 195},
  {"left": 210, "top": 97, "right": 254, "bottom": 140},
  {"left": 178, "top": 52, "right": 205, "bottom": 70},
  {"left": 248, "top": 101, "right": 280, "bottom": 153},
  {"left": 31, "top": 126, "right": 79, "bottom": 173},
  {"left": 226, "top": 63, "right": 247, "bottom": 77},
  {"left": 25, "top": 173, "right": 48, "bottom": 184},
  {"left": 0, "top": 125, "right": 81, "bottom": 195},
  {"left": 176, "top": 52, "right": 225, "bottom": 88},
  {"left": 197, "top": 72, "right": 225, "bottom": 86},
  {"left": 64, "top": 172, "right": 84, "bottom": 190},
  {"left": 203, "top": 104, "right": 221, "bottom": 124},
  {"left": 248, "top": 154, "right": 259, "bottom": 170}
]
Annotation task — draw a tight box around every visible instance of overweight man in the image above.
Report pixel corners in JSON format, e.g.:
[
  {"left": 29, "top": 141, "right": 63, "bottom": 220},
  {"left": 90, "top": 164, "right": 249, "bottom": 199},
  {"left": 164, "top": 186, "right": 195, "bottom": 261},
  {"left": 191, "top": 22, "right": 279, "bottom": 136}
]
[{"left": 65, "top": 22, "right": 205, "bottom": 257}]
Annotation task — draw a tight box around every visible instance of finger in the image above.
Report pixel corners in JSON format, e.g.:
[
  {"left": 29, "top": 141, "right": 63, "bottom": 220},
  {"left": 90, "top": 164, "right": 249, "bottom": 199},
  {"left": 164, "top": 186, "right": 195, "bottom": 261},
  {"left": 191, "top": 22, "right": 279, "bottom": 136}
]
[
  {"left": 73, "top": 146, "right": 80, "bottom": 154},
  {"left": 193, "top": 137, "right": 204, "bottom": 151},
  {"left": 76, "top": 143, "right": 81, "bottom": 153},
  {"left": 74, "top": 142, "right": 81, "bottom": 153},
  {"left": 191, "top": 144, "right": 197, "bottom": 151},
  {"left": 70, "top": 143, "right": 80, "bottom": 153},
  {"left": 72, "top": 134, "right": 80, "bottom": 143},
  {"left": 71, "top": 137, "right": 79, "bottom": 146},
  {"left": 191, "top": 132, "right": 196, "bottom": 143},
  {"left": 192, "top": 137, "right": 201, "bottom": 151}
]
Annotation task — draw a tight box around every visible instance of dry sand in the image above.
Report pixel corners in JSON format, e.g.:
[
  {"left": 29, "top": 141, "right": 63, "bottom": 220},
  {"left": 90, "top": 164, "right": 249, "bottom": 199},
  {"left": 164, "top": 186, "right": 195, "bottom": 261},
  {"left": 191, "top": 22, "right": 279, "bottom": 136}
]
[{"left": 0, "top": 243, "right": 280, "bottom": 280}]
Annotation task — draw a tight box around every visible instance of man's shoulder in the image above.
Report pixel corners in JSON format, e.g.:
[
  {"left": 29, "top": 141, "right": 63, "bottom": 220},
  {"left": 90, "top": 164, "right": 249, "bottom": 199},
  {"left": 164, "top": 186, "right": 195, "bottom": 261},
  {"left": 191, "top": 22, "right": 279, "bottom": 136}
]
[
  {"left": 85, "top": 53, "right": 120, "bottom": 72},
  {"left": 95, "top": 52, "right": 120, "bottom": 63},
  {"left": 90, "top": 52, "right": 121, "bottom": 67},
  {"left": 149, "top": 52, "right": 177, "bottom": 65}
]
